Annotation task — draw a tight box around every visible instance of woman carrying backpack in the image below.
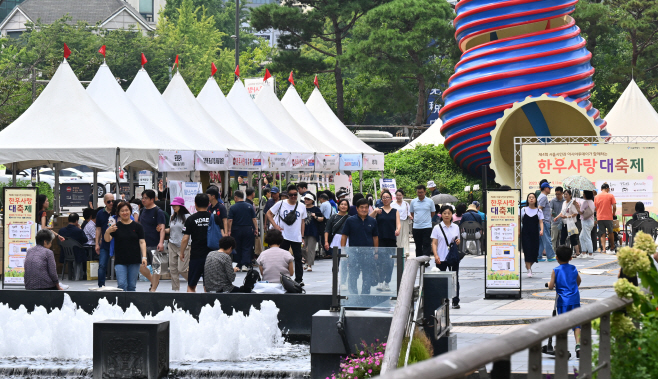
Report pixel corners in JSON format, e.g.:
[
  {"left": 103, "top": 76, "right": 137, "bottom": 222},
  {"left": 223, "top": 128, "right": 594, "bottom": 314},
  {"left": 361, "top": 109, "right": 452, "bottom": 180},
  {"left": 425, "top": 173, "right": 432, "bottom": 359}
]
[{"left": 431, "top": 205, "right": 461, "bottom": 309}]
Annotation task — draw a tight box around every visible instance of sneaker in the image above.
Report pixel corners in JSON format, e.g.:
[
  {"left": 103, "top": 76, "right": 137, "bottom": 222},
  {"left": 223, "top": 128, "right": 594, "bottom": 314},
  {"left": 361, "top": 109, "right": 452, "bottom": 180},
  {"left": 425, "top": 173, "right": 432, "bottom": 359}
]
[
  {"left": 376, "top": 283, "right": 384, "bottom": 291},
  {"left": 307, "top": 266, "right": 312, "bottom": 272},
  {"left": 59, "top": 283, "right": 70, "bottom": 290},
  {"left": 575, "top": 344, "right": 581, "bottom": 359},
  {"left": 527, "top": 271, "right": 533, "bottom": 278},
  {"left": 241, "top": 265, "right": 249, "bottom": 272},
  {"left": 548, "top": 259, "right": 557, "bottom": 262},
  {"left": 452, "top": 304, "right": 461, "bottom": 309},
  {"left": 298, "top": 281, "right": 305, "bottom": 287},
  {"left": 538, "top": 258, "right": 547, "bottom": 262},
  {"left": 383, "top": 283, "right": 391, "bottom": 291},
  {"left": 304, "top": 264, "right": 309, "bottom": 270}
]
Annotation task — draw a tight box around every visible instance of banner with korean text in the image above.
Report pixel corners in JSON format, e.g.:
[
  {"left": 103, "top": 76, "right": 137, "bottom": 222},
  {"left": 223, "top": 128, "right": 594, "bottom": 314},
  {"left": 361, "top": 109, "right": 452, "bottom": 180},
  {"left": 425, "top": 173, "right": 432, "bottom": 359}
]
[
  {"left": 264, "top": 152, "right": 291, "bottom": 171},
  {"left": 484, "top": 189, "right": 521, "bottom": 293},
  {"left": 291, "top": 153, "right": 316, "bottom": 171},
  {"left": 159, "top": 150, "right": 194, "bottom": 172},
  {"left": 229, "top": 151, "right": 262, "bottom": 171},
  {"left": 195, "top": 151, "right": 229, "bottom": 171},
  {"left": 3, "top": 187, "right": 37, "bottom": 287},
  {"left": 316, "top": 153, "right": 340, "bottom": 172},
  {"left": 363, "top": 154, "right": 385, "bottom": 171},
  {"left": 521, "top": 143, "right": 657, "bottom": 212},
  {"left": 339, "top": 154, "right": 362, "bottom": 171}
]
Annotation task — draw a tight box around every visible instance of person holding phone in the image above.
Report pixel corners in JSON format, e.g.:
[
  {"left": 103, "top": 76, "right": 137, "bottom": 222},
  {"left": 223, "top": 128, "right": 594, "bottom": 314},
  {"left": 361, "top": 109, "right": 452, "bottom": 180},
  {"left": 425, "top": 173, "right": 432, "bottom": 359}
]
[
  {"left": 370, "top": 191, "right": 400, "bottom": 292},
  {"left": 104, "top": 201, "right": 146, "bottom": 292}
]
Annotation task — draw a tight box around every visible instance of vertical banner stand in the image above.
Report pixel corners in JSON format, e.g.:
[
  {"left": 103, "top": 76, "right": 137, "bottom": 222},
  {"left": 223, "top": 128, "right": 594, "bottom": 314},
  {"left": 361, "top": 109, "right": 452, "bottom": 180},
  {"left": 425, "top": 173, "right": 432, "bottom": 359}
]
[{"left": 484, "top": 187, "right": 522, "bottom": 299}]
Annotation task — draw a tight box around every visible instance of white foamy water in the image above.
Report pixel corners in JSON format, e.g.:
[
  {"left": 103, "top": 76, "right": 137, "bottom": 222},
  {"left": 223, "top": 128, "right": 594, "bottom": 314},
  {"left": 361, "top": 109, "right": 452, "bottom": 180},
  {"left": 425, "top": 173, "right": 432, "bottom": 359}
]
[{"left": 0, "top": 294, "right": 286, "bottom": 362}]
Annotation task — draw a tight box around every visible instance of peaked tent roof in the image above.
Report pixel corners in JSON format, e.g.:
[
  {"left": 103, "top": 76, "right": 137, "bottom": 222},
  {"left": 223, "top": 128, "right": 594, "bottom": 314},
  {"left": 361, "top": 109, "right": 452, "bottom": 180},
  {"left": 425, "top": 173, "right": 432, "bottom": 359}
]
[
  {"left": 0, "top": 59, "right": 141, "bottom": 171},
  {"left": 305, "top": 88, "right": 382, "bottom": 155},
  {"left": 400, "top": 119, "right": 445, "bottom": 150},
  {"left": 226, "top": 80, "right": 311, "bottom": 154},
  {"left": 87, "top": 63, "right": 191, "bottom": 169},
  {"left": 197, "top": 77, "right": 286, "bottom": 153},
  {"left": 162, "top": 72, "right": 256, "bottom": 152},
  {"left": 255, "top": 85, "right": 337, "bottom": 154},
  {"left": 604, "top": 79, "right": 658, "bottom": 136},
  {"left": 126, "top": 68, "right": 217, "bottom": 152},
  {"left": 281, "top": 85, "right": 361, "bottom": 154}
]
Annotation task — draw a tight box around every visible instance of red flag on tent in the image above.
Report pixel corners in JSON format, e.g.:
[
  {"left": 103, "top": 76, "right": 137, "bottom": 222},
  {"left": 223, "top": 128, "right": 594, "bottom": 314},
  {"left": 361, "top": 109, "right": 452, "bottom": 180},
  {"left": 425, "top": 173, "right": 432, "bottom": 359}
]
[
  {"left": 288, "top": 71, "right": 295, "bottom": 86},
  {"left": 313, "top": 75, "right": 319, "bottom": 88},
  {"left": 211, "top": 62, "right": 218, "bottom": 76},
  {"left": 172, "top": 55, "right": 179, "bottom": 70},
  {"left": 63, "top": 43, "right": 71, "bottom": 59},
  {"left": 263, "top": 68, "right": 272, "bottom": 82},
  {"left": 141, "top": 53, "right": 148, "bottom": 66},
  {"left": 234, "top": 65, "right": 240, "bottom": 77},
  {"left": 98, "top": 45, "right": 106, "bottom": 57}
]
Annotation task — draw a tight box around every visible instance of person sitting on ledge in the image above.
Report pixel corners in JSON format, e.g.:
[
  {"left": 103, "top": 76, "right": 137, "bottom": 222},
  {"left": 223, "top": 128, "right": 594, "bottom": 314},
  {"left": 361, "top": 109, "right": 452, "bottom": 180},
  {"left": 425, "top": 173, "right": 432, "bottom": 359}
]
[
  {"left": 205, "top": 236, "right": 252, "bottom": 293},
  {"left": 257, "top": 229, "right": 294, "bottom": 282},
  {"left": 24, "top": 229, "right": 65, "bottom": 290}
]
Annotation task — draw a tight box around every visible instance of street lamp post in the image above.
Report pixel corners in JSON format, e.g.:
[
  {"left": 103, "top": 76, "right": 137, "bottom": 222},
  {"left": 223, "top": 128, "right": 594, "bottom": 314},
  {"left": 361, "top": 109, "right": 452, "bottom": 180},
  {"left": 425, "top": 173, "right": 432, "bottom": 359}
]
[{"left": 234, "top": 0, "right": 240, "bottom": 77}]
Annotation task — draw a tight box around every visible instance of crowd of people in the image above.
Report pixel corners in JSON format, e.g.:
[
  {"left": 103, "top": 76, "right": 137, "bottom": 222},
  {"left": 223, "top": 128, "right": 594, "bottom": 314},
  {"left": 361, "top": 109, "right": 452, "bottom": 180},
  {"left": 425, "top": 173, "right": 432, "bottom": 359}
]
[
  {"left": 521, "top": 180, "right": 621, "bottom": 278},
  {"left": 23, "top": 178, "right": 483, "bottom": 300}
]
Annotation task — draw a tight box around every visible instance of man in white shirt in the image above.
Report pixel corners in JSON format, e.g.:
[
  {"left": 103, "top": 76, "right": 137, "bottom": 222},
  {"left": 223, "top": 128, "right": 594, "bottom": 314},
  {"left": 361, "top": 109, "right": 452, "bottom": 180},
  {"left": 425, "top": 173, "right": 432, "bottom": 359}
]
[
  {"left": 410, "top": 184, "right": 436, "bottom": 258},
  {"left": 266, "top": 184, "right": 308, "bottom": 285}
]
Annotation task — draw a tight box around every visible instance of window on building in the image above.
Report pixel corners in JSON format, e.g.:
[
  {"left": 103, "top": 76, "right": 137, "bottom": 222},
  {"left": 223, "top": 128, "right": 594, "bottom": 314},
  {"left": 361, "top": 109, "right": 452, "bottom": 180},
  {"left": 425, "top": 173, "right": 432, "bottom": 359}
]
[
  {"left": 0, "top": 0, "right": 25, "bottom": 24},
  {"left": 139, "top": 0, "right": 153, "bottom": 21}
]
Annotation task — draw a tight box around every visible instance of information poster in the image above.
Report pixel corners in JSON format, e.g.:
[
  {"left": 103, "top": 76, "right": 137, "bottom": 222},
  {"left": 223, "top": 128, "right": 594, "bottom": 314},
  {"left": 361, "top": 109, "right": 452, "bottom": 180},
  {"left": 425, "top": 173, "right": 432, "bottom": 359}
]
[
  {"left": 379, "top": 178, "right": 397, "bottom": 194},
  {"left": 334, "top": 173, "right": 353, "bottom": 203},
  {"left": 264, "top": 152, "right": 291, "bottom": 170},
  {"left": 485, "top": 189, "right": 521, "bottom": 291},
  {"left": 339, "top": 154, "right": 362, "bottom": 171},
  {"left": 168, "top": 181, "right": 203, "bottom": 214},
  {"left": 158, "top": 150, "right": 195, "bottom": 172},
  {"left": 60, "top": 183, "right": 92, "bottom": 208},
  {"left": 3, "top": 187, "right": 37, "bottom": 286}
]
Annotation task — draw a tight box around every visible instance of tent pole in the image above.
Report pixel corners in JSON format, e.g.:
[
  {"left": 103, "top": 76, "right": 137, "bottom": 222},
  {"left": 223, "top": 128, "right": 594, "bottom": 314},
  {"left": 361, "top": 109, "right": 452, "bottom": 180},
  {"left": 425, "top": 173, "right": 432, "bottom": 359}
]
[
  {"left": 128, "top": 166, "right": 134, "bottom": 200},
  {"left": 223, "top": 171, "right": 229, "bottom": 203},
  {"left": 93, "top": 168, "right": 98, "bottom": 208},
  {"left": 247, "top": 171, "right": 253, "bottom": 188},
  {"left": 115, "top": 149, "right": 121, "bottom": 201},
  {"left": 359, "top": 169, "right": 363, "bottom": 193},
  {"left": 54, "top": 163, "right": 60, "bottom": 215},
  {"left": 258, "top": 176, "right": 264, "bottom": 251},
  {"left": 11, "top": 163, "right": 16, "bottom": 186}
]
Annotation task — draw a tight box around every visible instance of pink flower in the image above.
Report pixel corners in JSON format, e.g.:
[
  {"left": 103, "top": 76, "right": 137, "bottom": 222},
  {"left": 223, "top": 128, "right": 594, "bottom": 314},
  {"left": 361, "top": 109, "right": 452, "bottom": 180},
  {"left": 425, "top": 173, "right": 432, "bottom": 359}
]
[
  {"left": 360, "top": 351, "right": 364, "bottom": 355},
  {"left": 382, "top": 343, "right": 386, "bottom": 347},
  {"left": 376, "top": 360, "right": 380, "bottom": 365},
  {"left": 348, "top": 368, "right": 354, "bottom": 374},
  {"left": 368, "top": 369, "right": 373, "bottom": 374}
]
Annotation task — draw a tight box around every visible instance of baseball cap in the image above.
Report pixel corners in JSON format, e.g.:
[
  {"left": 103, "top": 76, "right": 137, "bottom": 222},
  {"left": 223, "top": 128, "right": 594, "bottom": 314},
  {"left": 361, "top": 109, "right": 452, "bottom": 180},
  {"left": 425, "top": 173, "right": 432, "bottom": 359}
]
[
  {"left": 271, "top": 186, "right": 279, "bottom": 194},
  {"left": 540, "top": 182, "right": 553, "bottom": 190},
  {"left": 427, "top": 180, "right": 437, "bottom": 188},
  {"left": 303, "top": 193, "right": 315, "bottom": 201}
]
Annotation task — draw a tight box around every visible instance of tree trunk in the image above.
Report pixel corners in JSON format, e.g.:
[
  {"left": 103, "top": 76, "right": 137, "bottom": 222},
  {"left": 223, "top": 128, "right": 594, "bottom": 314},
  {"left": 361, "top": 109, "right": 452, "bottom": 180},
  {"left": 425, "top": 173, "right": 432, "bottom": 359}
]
[
  {"left": 333, "top": 18, "right": 345, "bottom": 122},
  {"left": 415, "top": 74, "right": 426, "bottom": 126}
]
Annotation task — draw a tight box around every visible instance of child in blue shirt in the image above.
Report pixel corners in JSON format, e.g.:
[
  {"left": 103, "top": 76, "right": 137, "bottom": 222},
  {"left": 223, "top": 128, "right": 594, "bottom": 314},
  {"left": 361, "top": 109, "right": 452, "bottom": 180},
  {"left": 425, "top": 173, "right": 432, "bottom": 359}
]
[{"left": 548, "top": 245, "right": 582, "bottom": 358}]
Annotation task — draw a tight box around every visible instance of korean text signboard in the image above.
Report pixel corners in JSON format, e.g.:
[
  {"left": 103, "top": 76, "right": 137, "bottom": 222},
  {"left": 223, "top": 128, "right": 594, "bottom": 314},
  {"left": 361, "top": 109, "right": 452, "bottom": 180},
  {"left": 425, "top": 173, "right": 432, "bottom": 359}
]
[
  {"left": 60, "top": 183, "right": 92, "bottom": 208},
  {"left": 3, "top": 187, "right": 37, "bottom": 286},
  {"left": 521, "top": 143, "right": 658, "bottom": 211},
  {"left": 159, "top": 150, "right": 194, "bottom": 172},
  {"left": 485, "top": 189, "right": 521, "bottom": 293},
  {"left": 379, "top": 178, "right": 397, "bottom": 194}
]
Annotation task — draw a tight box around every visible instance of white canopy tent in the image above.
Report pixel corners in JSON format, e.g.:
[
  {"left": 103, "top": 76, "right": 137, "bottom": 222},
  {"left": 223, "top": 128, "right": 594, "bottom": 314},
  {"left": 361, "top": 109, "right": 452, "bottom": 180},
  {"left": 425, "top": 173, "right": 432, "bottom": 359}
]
[
  {"left": 281, "top": 85, "right": 362, "bottom": 154},
  {"left": 0, "top": 60, "right": 147, "bottom": 171},
  {"left": 400, "top": 119, "right": 445, "bottom": 150},
  {"left": 196, "top": 77, "right": 286, "bottom": 153},
  {"left": 255, "top": 85, "right": 337, "bottom": 154},
  {"left": 162, "top": 72, "right": 256, "bottom": 153},
  {"left": 126, "top": 68, "right": 216, "bottom": 152},
  {"left": 305, "top": 88, "right": 382, "bottom": 155},
  {"left": 604, "top": 79, "right": 658, "bottom": 136},
  {"left": 226, "top": 80, "right": 310, "bottom": 154},
  {"left": 87, "top": 62, "right": 192, "bottom": 170}
]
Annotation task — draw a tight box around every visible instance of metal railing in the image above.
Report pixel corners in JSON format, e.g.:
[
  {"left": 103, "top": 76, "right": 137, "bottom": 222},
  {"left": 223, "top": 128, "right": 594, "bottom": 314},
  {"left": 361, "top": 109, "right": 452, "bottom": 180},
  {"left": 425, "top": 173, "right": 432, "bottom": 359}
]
[
  {"left": 381, "top": 256, "right": 431, "bottom": 373},
  {"left": 378, "top": 294, "right": 632, "bottom": 379}
]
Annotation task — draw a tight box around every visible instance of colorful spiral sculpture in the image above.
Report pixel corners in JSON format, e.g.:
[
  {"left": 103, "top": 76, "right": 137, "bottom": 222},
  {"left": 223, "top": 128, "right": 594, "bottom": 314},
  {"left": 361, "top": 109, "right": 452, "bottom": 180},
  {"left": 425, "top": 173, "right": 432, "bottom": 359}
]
[{"left": 440, "top": 0, "right": 609, "bottom": 185}]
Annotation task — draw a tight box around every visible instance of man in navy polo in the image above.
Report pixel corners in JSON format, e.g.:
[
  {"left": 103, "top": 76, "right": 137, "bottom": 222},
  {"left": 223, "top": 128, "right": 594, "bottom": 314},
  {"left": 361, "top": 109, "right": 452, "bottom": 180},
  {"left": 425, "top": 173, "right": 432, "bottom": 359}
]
[{"left": 341, "top": 198, "right": 379, "bottom": 294}]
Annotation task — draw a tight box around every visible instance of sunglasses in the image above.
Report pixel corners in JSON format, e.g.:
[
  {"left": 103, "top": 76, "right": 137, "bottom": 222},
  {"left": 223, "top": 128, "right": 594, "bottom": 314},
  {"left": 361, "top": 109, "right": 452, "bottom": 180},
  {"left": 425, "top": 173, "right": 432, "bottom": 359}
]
[{"left": 289, "top": 193, "right": 298, "bottom": 197}]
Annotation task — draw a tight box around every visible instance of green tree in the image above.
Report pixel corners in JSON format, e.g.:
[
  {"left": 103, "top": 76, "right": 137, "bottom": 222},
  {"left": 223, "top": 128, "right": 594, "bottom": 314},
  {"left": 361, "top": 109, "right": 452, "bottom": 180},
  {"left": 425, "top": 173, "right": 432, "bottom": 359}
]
[
  {"left": 250, "top": 0, "right": 388, "bottom": 121},
  {"left": 346, "top": 0, "right": 458, "bottom": 125}
]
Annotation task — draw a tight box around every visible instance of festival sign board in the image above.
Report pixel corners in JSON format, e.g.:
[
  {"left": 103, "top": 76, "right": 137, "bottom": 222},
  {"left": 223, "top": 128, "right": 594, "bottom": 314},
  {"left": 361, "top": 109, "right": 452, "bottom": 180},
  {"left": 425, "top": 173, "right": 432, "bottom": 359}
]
[
  {"left": 229, "top": 151, "right": 262, "bottom": 171},
  {"left": 363, "top": 154, "right": 385, "bottom": 171},
  {"left": 158, "top": 150, "right": 195, "bottom": 172},
  {"left": 168, "top": 181, "right": 203, "bottom": 214},
  {"left": 3, "top": 187, "right": 37, "bottom": 287},
  {"left": 291, "top": 153, "right": 315, "bottom": 172},
  {"left": 264, "top": 152, "right": 291, "bottom": 171},
  {"left": 59, "top": 183, "right": 92, "bottom": 208},
  {"left": 195, "top": 151, "right": 229, "bottom": 171},
  {"left": 339, "top": 154, "right": 362, "bottom": 171},
  {"left": 379, "top": 178, "right": 397, "bottom": 194},
  {"left": 244, "top": 77, "right": 275, "bottom": 100},
  {"left": 521, "top": 143, "right": 658, "bottom": 213},
  {"left": 484, "top": 188, "right": 521, "bottom": 298},
  {"left": 316, "top": 153, "right": 340, "bottom": 172}
]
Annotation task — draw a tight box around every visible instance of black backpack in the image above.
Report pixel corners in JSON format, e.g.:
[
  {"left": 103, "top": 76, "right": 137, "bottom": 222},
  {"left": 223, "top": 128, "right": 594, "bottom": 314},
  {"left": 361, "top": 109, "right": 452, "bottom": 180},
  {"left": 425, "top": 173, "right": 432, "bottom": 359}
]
[{"left": 243, "top": 267, "right": 261, "bottom": 292}]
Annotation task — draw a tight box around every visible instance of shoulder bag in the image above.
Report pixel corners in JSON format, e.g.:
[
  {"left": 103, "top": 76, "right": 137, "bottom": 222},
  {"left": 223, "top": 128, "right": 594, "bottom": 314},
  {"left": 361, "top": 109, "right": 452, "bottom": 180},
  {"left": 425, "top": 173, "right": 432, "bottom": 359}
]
[
  {"left": 277, "top": 201, "right": 300, "bottom": 226},
  {"left": 281, "top": 274, "right": 305, "bottom": 293},
  {"left": 328, "top": 214, "right": 349, "bottom": 242},
  {"left": 439, "top": 223, "right": 464, "bottom": 265}
]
